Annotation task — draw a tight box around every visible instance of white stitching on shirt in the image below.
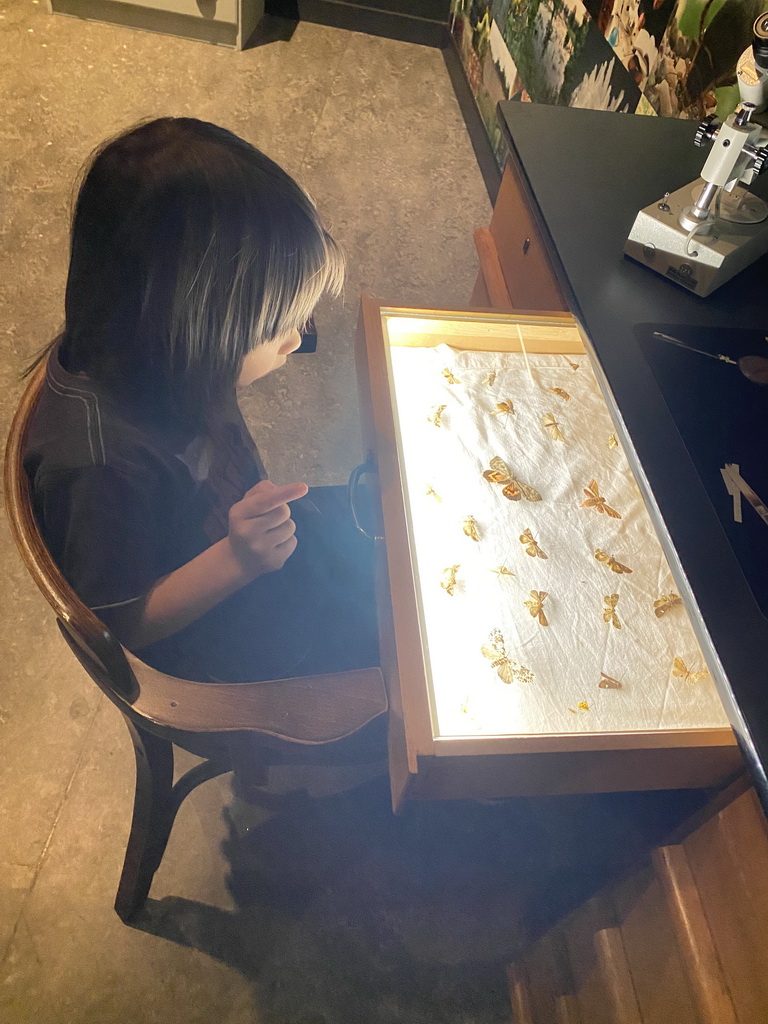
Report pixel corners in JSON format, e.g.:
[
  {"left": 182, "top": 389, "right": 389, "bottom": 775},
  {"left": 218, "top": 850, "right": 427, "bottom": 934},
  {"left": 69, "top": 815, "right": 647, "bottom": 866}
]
[{"left": 45, "top": 373, "right": 107, "bottom": 467}]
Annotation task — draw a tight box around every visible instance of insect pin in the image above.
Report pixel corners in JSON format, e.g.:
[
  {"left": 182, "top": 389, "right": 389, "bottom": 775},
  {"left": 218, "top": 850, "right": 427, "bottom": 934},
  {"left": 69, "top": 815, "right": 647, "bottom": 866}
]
[
  {"left": 672, "top": 657, "right": 709, "bottom": 683},
  {"left": 594, "top": 548, "right": 632, "bottom": 575},
  {"left": 603, "top": 593, "right": 622, "bottom": 629},
  {"left": 654, "top": 593, "right": 682, "bottom": 617},
  {"left": 482, "top": 456, "right": 541, "bottom": 502},
  {"left": 519, "top": 528, "right": 548, "bottom": 559},
  {"left": 542, "top": 412, "right": 565, "bottom": 441},
  {"left": 581, "top": 479, "right": 621, "bottom": 519},
  {"left": 524, "top": 590, "right": 549, "bottom": 626}
]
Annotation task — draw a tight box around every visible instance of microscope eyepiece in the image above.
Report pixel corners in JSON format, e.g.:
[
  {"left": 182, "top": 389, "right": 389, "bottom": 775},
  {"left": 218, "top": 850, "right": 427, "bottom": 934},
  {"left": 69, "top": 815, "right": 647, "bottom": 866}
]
[{"left": 753, "top": 12, "right": 768, "bottom": 70}]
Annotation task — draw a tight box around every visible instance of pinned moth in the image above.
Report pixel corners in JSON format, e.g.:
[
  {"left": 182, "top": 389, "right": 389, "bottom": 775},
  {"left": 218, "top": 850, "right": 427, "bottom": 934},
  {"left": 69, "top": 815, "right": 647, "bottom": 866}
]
[
  {"left": 428, "top": 404, "right": 447, "bottom": 427},
  {"left": 549, "top": 387, "right": 571, "bottom": 401},
  {"left": 463, "top": 516, "right": 480, "bottom": 542},
  {"left": 490, "top": 565, "right": 515, "bottom": 579},
  {"left": 440, "top": 565, "right": 460, "bottom": 596},
  {"left": 481, "top": 629, "right": 534, "bottom": 685},
  {"left": 483, "top": 370, "right": 497, "bottom": 387},
  {"left": 672, "top": 657, "right": 709, "bottom": 683},
  {"left": 519, "top": 528, "right": 548, "bottom": 559},
  {"left": 425, "top": 484, "right": 442, "bottom": 502},
  {"left": 603, "top": 593, "right": 622, "bottom": 629},
  {"left": 568, "top": 701, "right": 590, "bottom": 713},
  {"left": 654, "top": 593, "right": 682, "bottom": 617},
  {"left": 594, "top": 548, "right": 633, "bottom": 575},
  {"left": 442, "top": 368, "right": 461, "bottom": 385},
  {"left": 524, "top": 590, "right": 549, "bottom": 626},
  {"left": 582, "top": 479, "right": 622, "bottom": 519},
  {"left": 598, "top": 673, "right": 622, "bottom": 689},
  {"left": 607, "top": 433, "right": 619, "bottom": 450},
  {"left": 483, "top": 456, "right": 542, "bottom": 502},
  {"left": 491, "top": 399, "right": 515, "bottom": 417},
  {"left": 542, "top": 412, "right": 565, "bottom": 442}
]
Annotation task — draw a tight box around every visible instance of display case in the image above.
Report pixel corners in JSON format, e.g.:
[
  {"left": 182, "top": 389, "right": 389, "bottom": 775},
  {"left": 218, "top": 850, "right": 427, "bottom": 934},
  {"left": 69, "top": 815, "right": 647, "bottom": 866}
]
[{"left": 355, "top": 296, "right": 741, "bottom": 810}]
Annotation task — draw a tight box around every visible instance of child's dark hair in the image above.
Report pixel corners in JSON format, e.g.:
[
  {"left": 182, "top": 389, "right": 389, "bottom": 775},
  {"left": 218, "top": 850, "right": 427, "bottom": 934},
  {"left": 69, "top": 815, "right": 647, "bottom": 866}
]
[{"left": 31, "top": 117, "right": 344, "bottom": 429}]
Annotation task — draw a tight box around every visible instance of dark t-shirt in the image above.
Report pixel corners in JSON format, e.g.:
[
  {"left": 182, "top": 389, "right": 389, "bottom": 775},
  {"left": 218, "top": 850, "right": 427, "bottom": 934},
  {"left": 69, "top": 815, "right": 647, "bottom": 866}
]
[{"left": 25, "top": 344, "right": 379, "bottom": 683}]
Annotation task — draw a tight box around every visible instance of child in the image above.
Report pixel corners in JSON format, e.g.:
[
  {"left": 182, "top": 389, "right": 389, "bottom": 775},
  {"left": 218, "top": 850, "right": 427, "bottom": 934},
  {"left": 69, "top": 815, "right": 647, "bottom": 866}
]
[{"left": 24, "top": 117, "right": 379, "bottom": 684}]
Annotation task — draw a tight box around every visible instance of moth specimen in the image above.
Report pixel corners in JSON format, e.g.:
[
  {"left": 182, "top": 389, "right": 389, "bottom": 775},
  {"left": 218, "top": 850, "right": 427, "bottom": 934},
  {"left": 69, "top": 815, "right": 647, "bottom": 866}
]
[
  {"left": 481, "top": 629, "right": 534, "bottom": 685},
  {"left": 549, "top": 387, "right": 571, "bottom": 401},
  {"left": 653, "top": 593, "right": 682, "bottom": 617},
  {"left": 542, "top": 412, "right": 565, "bottom": 442},
  {"left": 483, "top": 370, "right": 497, "bottom": 387},
  {"left": 672, "top": 657, "right": 709, "bottom": 683},
  {"left": 463, "top": 516, "right": 480, "bottom": 541},
  {"left": 428, "top": 404, "right": 446, "bottom": 427},
  {"left": 490, "top": 565, "right": 515, "bottom": 578},
  {"left": 483, "top": 456, "right": 542, "bottom": 502},
  {"left": 519, "top": 528, "right": 548, "bottom": 559},
  {"left": 607, "top": 433, "right": 619, "bottom": 450},
  {"left": 565, "top": 358, "right": 580, "bottom": 371},
  {"left": 603, "top": 593, "right": 622, "bottom": 629},
  {"left": 581, "top": 479, "right": 622, "bottom": 519},
  {"left": 568, "top": 701, "right": 590, "bottom": 713},
  {"left": 442, "top": 368, "right": 461, "bottom": 384},
  {"left": 524, "top": 590, "right": 549, "bottom": 626},
  {"left": 491, "top": 400, "right": 515, "bottom": 417},
  {"left": 598, "top": 673, "right": 622, "bottom": 689},
  {"left": 440, "top": 565, "right": 460, "bottom": 596},
  {"left": 425, "top": 485, "right": 442, "bottom": 502},
  {"left": 594, "top": 548, "right": 633, "bottom": 575}
]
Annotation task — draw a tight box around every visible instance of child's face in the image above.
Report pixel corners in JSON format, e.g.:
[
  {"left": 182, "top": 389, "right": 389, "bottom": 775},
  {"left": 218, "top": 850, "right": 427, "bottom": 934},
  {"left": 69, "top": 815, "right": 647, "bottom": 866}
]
[{"left": 237, "top": 329, "right": 302, "bottom": 387}]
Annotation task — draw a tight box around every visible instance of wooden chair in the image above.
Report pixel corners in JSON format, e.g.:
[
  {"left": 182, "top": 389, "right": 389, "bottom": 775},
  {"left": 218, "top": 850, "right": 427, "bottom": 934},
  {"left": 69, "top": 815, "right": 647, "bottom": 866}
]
[{"left": 4, "top": 362, "right": 388, "bottom": 921}]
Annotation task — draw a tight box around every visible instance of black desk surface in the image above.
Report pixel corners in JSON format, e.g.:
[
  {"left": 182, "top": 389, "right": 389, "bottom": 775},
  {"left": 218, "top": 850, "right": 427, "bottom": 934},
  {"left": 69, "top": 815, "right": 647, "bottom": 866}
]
[{"left": 498, "top": 102, "right": 768, "bottom": 807}]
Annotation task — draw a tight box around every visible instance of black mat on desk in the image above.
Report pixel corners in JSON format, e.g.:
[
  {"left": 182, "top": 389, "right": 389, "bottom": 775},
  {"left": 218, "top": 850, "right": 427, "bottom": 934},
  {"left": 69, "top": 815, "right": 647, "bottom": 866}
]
[{"left": 638, "top": 322, "right": 768, "bottom": 618}]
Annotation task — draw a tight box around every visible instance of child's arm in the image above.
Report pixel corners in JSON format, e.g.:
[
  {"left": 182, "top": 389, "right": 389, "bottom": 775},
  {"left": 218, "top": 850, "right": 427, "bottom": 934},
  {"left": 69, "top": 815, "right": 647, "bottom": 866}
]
[{"left": 113, "top": 479, "right": 308, "bottom": 650}]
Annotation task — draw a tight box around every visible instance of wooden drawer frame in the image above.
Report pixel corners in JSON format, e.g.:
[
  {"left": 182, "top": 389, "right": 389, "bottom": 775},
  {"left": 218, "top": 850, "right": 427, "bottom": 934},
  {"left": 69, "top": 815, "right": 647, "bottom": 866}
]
[{"left": 355, "top": 295, "right": 741, "bottom": 811}]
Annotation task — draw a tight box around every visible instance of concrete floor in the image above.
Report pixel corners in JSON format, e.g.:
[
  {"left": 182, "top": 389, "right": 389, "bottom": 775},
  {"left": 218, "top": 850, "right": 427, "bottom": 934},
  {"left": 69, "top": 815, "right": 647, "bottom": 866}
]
[{"left": 0, "top": 5, "right": 709, "bottom": 1022}]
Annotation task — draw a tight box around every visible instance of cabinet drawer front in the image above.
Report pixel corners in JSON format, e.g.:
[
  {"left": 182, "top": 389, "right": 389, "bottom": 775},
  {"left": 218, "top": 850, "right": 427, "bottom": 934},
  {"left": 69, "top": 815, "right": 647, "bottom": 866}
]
[{"left": 491, "top": 163, "right": 568, "bottom": 312}]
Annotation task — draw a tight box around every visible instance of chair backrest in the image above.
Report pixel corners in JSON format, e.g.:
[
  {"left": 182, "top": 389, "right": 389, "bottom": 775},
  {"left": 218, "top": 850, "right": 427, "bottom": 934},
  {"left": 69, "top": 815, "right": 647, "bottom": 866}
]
[{"left": 4, "top": 361, "right": 139, "bottom": 703}]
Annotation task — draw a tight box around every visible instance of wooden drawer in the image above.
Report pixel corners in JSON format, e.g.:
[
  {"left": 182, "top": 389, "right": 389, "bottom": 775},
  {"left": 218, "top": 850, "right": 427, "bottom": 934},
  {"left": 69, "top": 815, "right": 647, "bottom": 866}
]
[
  {"left": 481, "top": 162, "right": 568, "bottom": 312},
  {"left": 354, "top": 296, "right": 740, "bottom": 811}
]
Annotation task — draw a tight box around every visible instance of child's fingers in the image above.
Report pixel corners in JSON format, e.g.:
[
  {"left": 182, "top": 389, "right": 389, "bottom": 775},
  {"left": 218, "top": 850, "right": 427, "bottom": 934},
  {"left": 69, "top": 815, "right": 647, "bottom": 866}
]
[{"left": 239, "top": 480, "right": 308, "bottom": 517}]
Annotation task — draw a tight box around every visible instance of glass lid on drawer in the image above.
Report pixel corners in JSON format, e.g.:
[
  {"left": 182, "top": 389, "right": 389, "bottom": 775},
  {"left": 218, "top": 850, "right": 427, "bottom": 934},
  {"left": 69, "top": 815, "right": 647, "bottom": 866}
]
[{"left": 379, "top": 311, "right": 728, "bottom": 740}]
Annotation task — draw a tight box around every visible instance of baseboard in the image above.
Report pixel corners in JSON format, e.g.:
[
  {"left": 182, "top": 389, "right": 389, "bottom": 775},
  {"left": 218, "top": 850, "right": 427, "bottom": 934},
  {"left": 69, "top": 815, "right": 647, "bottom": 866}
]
[
  {"left": 50, "top": 0, "right": 237, "bottom": 46},
  {"left": 293, "top": 0, "right": 448, "bottom": 47},
  {"left": 441, "top": 37, "right": 502, "bottom": 204}
]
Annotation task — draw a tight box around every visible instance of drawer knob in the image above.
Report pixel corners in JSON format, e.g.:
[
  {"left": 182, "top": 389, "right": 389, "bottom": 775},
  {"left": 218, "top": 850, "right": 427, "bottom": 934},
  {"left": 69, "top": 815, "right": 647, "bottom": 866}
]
[{"left": 522, "top": 238, "right": 531, "bottom": 255}]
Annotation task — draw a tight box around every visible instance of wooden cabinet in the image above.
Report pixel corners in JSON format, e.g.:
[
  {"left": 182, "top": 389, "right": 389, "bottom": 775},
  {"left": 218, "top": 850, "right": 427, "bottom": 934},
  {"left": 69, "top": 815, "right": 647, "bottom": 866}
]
[
  {"left": 355, "top": 296, "right": 741, "bottom": 811},
  {"left": 472, "top": 162, "right": 569, "bottom": 313}
]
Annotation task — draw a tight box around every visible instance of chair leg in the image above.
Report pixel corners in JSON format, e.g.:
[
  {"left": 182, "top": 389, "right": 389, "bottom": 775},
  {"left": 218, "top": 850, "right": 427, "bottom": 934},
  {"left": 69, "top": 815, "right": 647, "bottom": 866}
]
[{"left": 115, "top": 717, "right": 175, "bottom": 922}]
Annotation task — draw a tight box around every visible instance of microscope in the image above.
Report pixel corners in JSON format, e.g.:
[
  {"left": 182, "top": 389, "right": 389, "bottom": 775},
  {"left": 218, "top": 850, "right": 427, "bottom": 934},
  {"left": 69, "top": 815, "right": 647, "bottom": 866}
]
[{"left": 625, "top": 13, "right": 768, "bottom": 297}]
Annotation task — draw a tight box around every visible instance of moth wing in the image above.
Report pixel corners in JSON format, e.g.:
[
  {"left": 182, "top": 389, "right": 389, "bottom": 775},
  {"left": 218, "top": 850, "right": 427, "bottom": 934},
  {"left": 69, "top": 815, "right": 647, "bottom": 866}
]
[
  {"left": 599, "top": 674, "right": 622, "bottom": 689},
  {"left": 595, "top": 548, "right": 608, "bottom": 562},
  {"left": 481, "top": 644, "right": 501, "bottom": 662},
  {"left": 538, "top": 609, "right": 549, "bottom": 627},
  {"left": 536, "top": 548, "right": 548, "bottom": 560},
  {"left": 690, "top": 669, "right": 709, "bottom": 682},
  {"left": 518, "top": 480, "right": 542, "bottom": 502},
  {"left": 489, "top": 456, "right": 511, "bottom": 476},
  {"left": 495, "top": 660, "right": 515, "bottom": 685},
  {"left": 605, "top": 505, "right": 622, "bottom": 520},
  {"left": 672, "top": 657, "right": 687, "bottom": 678},
  {"left": 502, "top": 482, "right": 523, "bottom": 501}
]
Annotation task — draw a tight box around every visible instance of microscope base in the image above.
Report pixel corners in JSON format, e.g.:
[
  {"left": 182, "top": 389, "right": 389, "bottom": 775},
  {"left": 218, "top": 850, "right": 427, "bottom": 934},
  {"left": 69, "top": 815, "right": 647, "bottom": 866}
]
[{"left": 624, "top": 179, "right": 768, "bottom": 297}]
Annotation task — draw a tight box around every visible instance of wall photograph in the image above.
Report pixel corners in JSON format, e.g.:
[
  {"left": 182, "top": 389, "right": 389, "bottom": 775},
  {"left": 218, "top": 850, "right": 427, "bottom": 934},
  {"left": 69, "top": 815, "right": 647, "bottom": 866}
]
[{"left": 452, "top": 0, "right": 765, "bottom": 163}]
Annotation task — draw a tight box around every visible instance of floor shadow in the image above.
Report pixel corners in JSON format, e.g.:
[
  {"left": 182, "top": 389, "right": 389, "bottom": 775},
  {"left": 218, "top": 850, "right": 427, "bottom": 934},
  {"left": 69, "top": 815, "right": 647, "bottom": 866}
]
[{"left": 128, "top": 773, "right": 708, "bottom": 1023}]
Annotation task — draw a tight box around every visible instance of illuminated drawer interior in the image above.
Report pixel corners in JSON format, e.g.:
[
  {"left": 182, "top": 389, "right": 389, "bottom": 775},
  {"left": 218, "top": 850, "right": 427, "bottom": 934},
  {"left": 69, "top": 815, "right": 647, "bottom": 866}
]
[{"left": 381, "top": 310, "right": 729, "bottom": 741}]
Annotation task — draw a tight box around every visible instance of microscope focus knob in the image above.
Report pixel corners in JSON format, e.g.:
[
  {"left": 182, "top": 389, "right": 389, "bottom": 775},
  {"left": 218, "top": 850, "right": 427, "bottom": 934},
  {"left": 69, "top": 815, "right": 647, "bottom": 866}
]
[
  {"left": 694, "top": 115, "right": 721, "bottom": 147},
  {"left": 752, "top": 146, "right": 768, "bottom": 176}
]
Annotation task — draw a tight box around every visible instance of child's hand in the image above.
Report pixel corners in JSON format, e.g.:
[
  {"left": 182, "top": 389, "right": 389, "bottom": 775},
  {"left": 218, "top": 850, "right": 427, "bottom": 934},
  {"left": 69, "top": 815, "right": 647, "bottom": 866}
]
[{"left": 227, "top": 479, "right": 309, "bottom": 577}]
